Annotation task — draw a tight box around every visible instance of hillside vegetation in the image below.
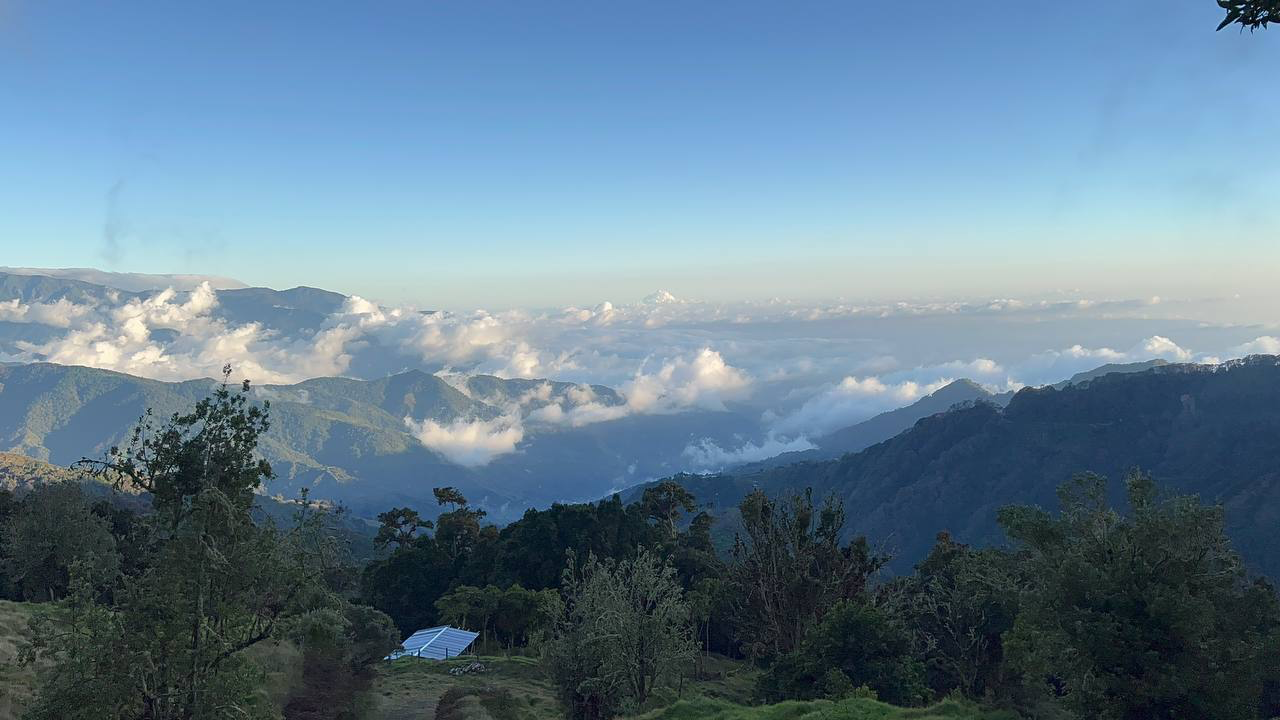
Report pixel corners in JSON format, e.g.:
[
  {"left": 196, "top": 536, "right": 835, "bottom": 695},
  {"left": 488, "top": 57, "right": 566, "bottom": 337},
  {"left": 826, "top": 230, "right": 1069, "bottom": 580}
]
[
  {"left": 679, "top": 356, "right": 1280, "bottom": 574},
  {"left": 634, "top": 697, "right": 1017, "bottom": 720},
  {"left": 0, "top": 600, "right": 36, "bottom": 720},
  {"left": 0, "top": 362, "right": 755, "bottom": 519},
  {"left": 4, "top": 360, "right": 1279, "bottom": 719}
]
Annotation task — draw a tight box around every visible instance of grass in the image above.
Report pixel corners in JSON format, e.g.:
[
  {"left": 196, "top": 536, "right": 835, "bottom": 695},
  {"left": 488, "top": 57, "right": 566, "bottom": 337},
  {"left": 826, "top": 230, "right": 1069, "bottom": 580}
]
[
  {"left": 0, "top": 600, "right": 37, "bottom": 720},
  {"left": 630, "top": 697, "right": 1020, "bottom": 720},
  {"left": 0, "top": 600, "right": 303, "bottom": 720},
  {"left": 0, "top": 616, "right": 1013, "bottom": 720},
  {"left": 372, "top": 655, "right": 559, "bottom": 720}
]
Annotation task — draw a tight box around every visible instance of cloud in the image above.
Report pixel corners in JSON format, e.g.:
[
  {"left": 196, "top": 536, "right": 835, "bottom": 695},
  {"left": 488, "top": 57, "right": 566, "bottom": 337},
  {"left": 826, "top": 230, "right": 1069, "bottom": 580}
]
[
  {"left": 13, "top": 282, "right": 361, "bottom": 384},
  {"left": 624, "top": 348, "right": 751, "bottom": 413},
  {"left": 1227, "top": 336, "right": 1280, "bottom": 357},
  {"left": 404, "top": 414, "right": 524, "bottom": 467},
  {"left": 1140, "top": 335, "right": 1192, "bottom": 362},
  {"left": 682, "top": 434, "right": 816, "bottom": 470},
  {"left": 5, "top": 274, "right": 1277, "bottom": 476},
  {"left": 0, "top": 298, "right": 92, "bottom": 327},
  {"left": 770, "top": 375, "right": 949, "bottom": 439},
  {"left": 522, "top": 350, "right": 752, "bottom": 429}
]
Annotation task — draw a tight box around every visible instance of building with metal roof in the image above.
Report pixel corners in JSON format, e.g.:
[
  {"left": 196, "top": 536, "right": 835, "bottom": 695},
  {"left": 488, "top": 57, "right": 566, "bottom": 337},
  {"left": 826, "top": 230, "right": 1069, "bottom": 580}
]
[{"left": 386, "top": 625, "right": 480, "bottom": 660}]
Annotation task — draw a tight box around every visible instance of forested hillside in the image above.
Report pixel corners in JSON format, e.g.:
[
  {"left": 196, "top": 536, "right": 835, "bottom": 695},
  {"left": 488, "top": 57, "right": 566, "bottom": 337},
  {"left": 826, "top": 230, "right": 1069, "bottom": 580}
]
[
  {"left": 0, "top": 362, "right": 757, "bottom": 519},
  {"left": 676, "top": 356, "right": 1280, "bottom": 574}
]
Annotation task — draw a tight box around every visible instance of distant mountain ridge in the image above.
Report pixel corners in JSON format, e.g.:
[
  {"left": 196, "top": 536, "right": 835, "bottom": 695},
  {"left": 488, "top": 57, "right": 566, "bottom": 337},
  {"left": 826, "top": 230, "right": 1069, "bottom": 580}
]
[
  {"left": 666, "top": 356, "right": 1280, "bottom": 577},
  {"left": 0, "top": 267, "right": 248, "bottom": 292},
  {"left": 737, "top": 360, "right": 1163, "bottom": 472},
  {"left": 0, "top": 361, "right": 758, "bottom": 520}
]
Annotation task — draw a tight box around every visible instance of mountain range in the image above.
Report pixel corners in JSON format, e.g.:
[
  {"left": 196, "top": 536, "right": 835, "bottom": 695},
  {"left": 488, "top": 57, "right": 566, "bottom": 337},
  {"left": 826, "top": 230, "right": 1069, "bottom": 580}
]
[
  {"left": 663, "top": 355, "right": 1280, "bottom": 576},
  {"left": 738, "top": 359, "right": 1168, "bottom": 472},
  {"left": 0, "top": 361, "right": 767, "bottom": 519}
]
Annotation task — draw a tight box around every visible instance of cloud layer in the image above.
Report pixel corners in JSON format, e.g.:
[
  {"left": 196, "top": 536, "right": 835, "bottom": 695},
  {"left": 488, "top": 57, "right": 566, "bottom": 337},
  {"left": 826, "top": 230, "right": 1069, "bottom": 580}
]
[{"left": 3, "top": 276, "right": 1277, "bottom": 469}]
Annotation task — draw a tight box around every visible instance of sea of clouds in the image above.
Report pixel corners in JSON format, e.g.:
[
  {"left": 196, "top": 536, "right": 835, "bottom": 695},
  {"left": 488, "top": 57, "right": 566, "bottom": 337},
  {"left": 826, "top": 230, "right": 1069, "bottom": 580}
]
[{"left": 2, "top": 279, "right": 1276, "bottom": 468}]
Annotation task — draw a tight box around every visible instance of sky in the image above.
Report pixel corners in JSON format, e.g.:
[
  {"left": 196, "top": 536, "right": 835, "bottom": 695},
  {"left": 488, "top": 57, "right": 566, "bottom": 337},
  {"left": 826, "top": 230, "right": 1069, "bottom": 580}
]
[{"left": 1, "top": 1, "right": 1278, "bottom": 309}]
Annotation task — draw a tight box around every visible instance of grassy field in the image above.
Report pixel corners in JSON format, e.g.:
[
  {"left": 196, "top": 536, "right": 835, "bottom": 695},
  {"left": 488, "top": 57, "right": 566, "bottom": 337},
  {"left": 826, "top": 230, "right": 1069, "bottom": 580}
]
[
  {"left": 632, "top": 697, "right": 1019, "bottom": 720},
  {"left": 372, "top": 655, "right": 558, "bottom": 720},
  {"left": 0, "top": 600, "right": 36, "bottom": 720},
  {"left": 1, "top": 611, "right": 1012, "bottom": 720}
]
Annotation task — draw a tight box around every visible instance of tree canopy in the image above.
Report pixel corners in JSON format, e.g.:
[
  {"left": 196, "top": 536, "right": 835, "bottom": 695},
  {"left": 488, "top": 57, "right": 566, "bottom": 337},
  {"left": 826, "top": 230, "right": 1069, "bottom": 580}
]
[{"left": 1216, "top": 0, "right": 1279, "bottom": 30}]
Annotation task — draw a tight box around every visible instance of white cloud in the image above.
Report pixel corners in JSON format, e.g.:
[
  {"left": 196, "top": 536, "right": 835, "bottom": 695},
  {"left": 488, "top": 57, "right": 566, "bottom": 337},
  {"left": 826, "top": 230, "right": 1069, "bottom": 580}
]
[
  {"left": 1140, "top": 335, "right": 1192, "bottom": 362},
  {"left": 623, "top": 348, "right": 751, "bottom": 413},
  {"left": 771, "top": 375, "right": 949, "bottom": 439},
  {"left": 682, "top": 434, "right": 816, "bottom": 470},
  {"left": 0, "top": 298, "right": 93, "bottom": 327},
  {"left": 404, "top": 414, "right": 524, "bottom": 467},
  {"left": 1227, "top": 336, "right": 1280, "bottom": 357},
  {"left": 13, "top": 282, "right": 361, "bottom": 384}
]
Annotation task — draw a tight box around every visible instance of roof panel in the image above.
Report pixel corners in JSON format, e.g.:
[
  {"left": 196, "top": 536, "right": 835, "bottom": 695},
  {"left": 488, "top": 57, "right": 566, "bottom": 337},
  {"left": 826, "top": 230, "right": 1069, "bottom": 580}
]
[{"left": 386, "top": 625, "right": 479, "bottom": 661}]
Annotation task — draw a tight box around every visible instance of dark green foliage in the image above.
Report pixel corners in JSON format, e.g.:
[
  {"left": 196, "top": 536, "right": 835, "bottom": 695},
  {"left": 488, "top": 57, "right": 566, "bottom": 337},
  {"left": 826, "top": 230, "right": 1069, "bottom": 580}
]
[
  {"left": 1217, "top": 0, "right": 1279, "bottom": 29},
  {"left": 374, "top": 506, "right": 432, "bottom": 549},
  {"left": 756, "top": 600, "right": 929, "bottom": 707},
  {"left": 0, "top": 487, "right": 15, "bottom": 597},
  {"left": 543, "top": 549, "right": 697, "bottom": 720},
  {"left": 884, "top": 534, "right": 1021, "bottom": 700},
  {"left": 0, "top": 482, "right": 119, "bottom": 602},
  {"left": 678, "top": 357, "right": 1280, "bottom": 577},
  {"left": 999, "top": 471, "right": 1280, "bottom": 719},
  {"left": 729, "top": 489, "right": 884, "bottom": 660},
  {"left": 282, "top": 604, "right": 400, "bottom": 720},
  {"left": 435, "top": 583, "right": 554, "bottom": 651},
  {"left": 361, "top": 491, "right": 692, "bottom": 637},
  {"left": 640, "top": 480, "right": 697, "bottom": 539},
  {"left": 19, "top": 371, "right": 398, "bottom": 720}
]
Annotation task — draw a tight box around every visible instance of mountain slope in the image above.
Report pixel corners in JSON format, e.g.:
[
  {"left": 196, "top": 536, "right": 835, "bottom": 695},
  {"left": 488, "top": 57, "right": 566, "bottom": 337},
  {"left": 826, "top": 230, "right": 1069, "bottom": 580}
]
[
  {"left": 743, "top": 360, "right": 1176, "bottom": 472},
  {"left": 0, "top": 363, "right": 757, "bottom": 518},
  {"left": 677, "top": 356, "right": 1280, "bottom": 576}
]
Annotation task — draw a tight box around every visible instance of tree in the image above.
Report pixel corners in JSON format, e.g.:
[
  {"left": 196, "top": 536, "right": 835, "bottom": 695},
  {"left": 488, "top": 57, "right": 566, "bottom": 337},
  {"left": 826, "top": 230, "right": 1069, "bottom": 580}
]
[
  {"left": 433, "top": 486, "right": 488, "bottom": 567},
  {"left": 1216, "top": 0, "right": 1279, "bottom": 30},
  {"left": 0, "top": 487, "right": 16, "bottom": 598},
  {"left": 639, "top": 480, "right": 696, "bottom": 540},
  {"left": 998, "top": 470, "right": 1280, "bottom": 720},
  {"left": 884, "top": 533, "right": 1021, "bottom": 700},
  {"left": 20, "top": 369, "right": 357, "bottom": 720},
  {"left": 373, "top": 507, "right": 431, "bottom": 550},
  {"left": 283, "top": 604, "right": 400, "bottom": 720},
  {"left": 543, "top": 549, "right": 697, "bottom": 720},
  {"left": 433, "top": 486, "right": 469, "bottom": 508},
  {"left": 728, "top": 488, "right": 884, "bottom": 659},
  {"left": 756, "top": 599, "right": 930, "bottom": 706},
  {"left": 1, "top": 481, "right": 119, "bottom": 602},
  {"left": 493, "top": 584, "right": 552, "bottom": 651},
  {"left": 360, "top": 527, "right": 456, "bottom": 635}
]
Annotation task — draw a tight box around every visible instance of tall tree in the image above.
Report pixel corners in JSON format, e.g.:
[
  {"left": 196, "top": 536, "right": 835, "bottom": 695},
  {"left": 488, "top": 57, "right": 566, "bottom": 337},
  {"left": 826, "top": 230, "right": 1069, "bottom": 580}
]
[
  {"left": 639, "top": 480, "right": 697, "bottom": 540},
  {"left": 1, "top": 481, "right": 119, "bottom": 602},
  {"left": 999, "top": 470, "right": 1280, "bottom": 720},
  {"left": 21, "top": 369, "right": 382, "bottom": 720},
  {"left": 543, "top": 549, "right": 697, "bottom": 720},
  {"left": 729, "top": 488, "right": 884, "bottom": 659},
  {"left": 756, "top": 599, "right": 930, "bottom": 706},
  {"left": 373, "top": 507, "right": 432, "bottom": 550},
  {"left": 884, "top": 533, "right": 1022, "bottom": 700}
]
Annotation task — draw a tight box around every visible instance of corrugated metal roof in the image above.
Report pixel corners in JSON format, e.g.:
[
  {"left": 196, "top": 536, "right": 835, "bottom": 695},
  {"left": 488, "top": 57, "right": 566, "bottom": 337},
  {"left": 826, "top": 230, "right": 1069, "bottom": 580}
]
[{"left": 386, "top": 625, "right": 479, "bottom": 661}]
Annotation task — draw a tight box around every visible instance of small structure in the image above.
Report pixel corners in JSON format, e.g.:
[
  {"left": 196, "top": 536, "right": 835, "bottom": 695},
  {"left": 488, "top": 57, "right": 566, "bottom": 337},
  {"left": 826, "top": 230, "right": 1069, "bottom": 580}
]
[{"left": 385, "top": 625, "right": 480, "bottom": 661}]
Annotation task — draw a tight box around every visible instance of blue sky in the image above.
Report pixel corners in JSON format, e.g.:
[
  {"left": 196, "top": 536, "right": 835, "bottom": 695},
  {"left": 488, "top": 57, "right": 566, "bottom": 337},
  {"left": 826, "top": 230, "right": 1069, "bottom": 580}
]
[{"left": 2, "top": 1, "right": 1277, "bottom": 309}]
